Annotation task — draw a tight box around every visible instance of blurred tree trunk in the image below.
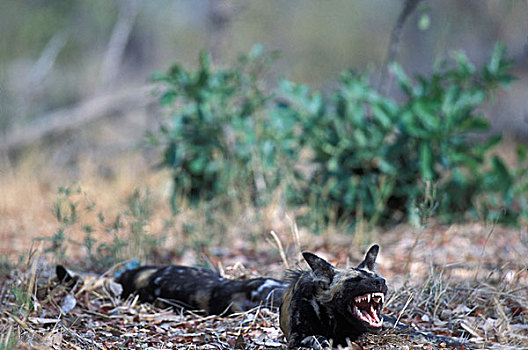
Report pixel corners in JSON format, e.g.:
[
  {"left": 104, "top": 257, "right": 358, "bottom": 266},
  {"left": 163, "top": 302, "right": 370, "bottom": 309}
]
[
  {"left": 206, "top": 0, "right": 245, "bottom": 63},
  {"left": 379, "top": 0, "right": 422, "bottom": 95},
  {"left": 99, "top": 0, "right": 141, "bottom": 90},
  {"left": 21, "top": 31, "right": 69, "bottom": 119},
  {"left": 1, "top": 86, "right": 154, "bottom": 154}
]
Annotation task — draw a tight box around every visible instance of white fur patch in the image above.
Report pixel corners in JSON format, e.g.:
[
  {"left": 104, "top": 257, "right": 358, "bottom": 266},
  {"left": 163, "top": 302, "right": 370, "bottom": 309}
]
[
  {"left": 250, "top": 279, "right": 285, "bottom": 299},
  {"left": 311, "top": 299, "right": 320, "bottom": 318}
]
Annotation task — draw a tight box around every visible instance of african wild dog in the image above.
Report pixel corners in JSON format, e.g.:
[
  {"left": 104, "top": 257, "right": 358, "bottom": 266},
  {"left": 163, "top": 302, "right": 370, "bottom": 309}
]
[
  {"left": 56, "top": 264, "right": 286, "bottom": 315},
  {"left": 280, "top": 245, "right": 387, "bottom": 349},
  {"left": 116, "top": 265, "right": 287, "bottom": 315}
]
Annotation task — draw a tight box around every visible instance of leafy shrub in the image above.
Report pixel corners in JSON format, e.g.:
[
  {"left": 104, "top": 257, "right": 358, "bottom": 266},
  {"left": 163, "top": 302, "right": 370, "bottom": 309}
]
[
  {"left": 150, "top": 46, "right": 299, "bottom": 211},
  {"left": 287, "top": 43, "right": 521, "bottom": 225},
  {"left": 152, "top": 44, "right": 526, "bottom": 226}
]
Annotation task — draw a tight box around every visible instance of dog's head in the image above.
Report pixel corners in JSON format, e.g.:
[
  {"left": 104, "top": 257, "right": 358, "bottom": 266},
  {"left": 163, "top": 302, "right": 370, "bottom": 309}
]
[{"left": 303, "top": 245, "right": 387, "bottom": 331}]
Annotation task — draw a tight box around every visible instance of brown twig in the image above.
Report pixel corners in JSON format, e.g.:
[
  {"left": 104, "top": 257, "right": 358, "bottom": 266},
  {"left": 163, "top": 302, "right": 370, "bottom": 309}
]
[
  {"left": 59, "top": 322, "right": 106, "bottom": 349},
  {"left": 270, "top": 230, "right": 289, "bottom": 269},
  {"left": 4, "top": 311, "right": 32, "bottom": 333},
  {"left": 403, "top": 226, "right": 425, "bottom": 276},
  {"left": 393, "top": 292, "right": 414, "bottom": 329},
  {"left": 287, "top": 214, "right": 302, "bottom": 258},
  {"left": 1, "top": 86, "right": 154, "bottom": 152},
  {"left": 379, "top": 0, "right": 423, "bottom": 95},
  {"left": 473, "top": 221, "right": 497, "bottom": 282}
]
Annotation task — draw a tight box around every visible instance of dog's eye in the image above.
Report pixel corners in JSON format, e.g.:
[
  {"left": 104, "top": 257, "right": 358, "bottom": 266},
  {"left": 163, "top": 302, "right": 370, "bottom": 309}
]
[
  {"left": 316, "top": 280, "right": 329, "bottom": 289},
  {"left": 348, "top": 276, "right": 363, "bottom": 282}
]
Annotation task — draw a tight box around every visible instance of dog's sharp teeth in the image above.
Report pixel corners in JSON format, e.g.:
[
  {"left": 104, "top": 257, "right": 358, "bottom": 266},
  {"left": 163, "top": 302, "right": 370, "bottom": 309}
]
[{"left": 367, "top": 293, "right": 371, "bottom": 303}]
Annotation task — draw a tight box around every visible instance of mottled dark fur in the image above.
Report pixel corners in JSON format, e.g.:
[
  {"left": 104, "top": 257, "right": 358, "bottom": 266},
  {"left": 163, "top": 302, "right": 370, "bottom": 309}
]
[
  {"left": 280, "top": 245, "right": 387, "bottom": 349},
  {"left": 117, "top": 265, "right": 286, "bottom": 315}
]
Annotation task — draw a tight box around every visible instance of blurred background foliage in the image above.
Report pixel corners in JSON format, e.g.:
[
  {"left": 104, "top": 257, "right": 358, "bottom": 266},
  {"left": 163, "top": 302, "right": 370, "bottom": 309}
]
[
  {"left": 152, "top": 44, "right": 527, "bottom": 228},
  {"left": 2, "top": 1, "right": 527, "bottom": 132},
  {"left": 1, "top": 0, "right": 528, "bottom": 234}
]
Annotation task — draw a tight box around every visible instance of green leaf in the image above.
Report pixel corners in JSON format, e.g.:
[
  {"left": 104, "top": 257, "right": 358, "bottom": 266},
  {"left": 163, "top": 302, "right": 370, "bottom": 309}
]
[
  {"left": 418, "top": 13, "right": 430, "bottom": 31},
  {"left": 413, "top": 101, "right": 440, "bottom": 132},
  {"left": 328, "top": 157, "right": 339, "bottom": 172},
  {"left": 160, "top": 90, "right": 177, "bottom": 106},
  {"left": 475, "top": 135, "right": 501, "bottom": 156},
  {"left": 371, "top": 104, "right": 392, "bottom": 128},
  {"left": 451, "top": 51, "right": 475, "bottom": 76},
  {"left": 390, "top": 63, "right": 413, "bottom": 96},
  {"left": 458, "top": 116, "right": 489, "bottom": 132},
  {"left": 491, "top": 156, "right": 510, "bottom": 181},
  {"left": 517, "top": 144, "right": 527, "bottom": 162},
  {"left": 199, "top": 50, "right": 211, "bottom": 71},
  {"left": 249, "top": 43, "right": 265, "bottom": 58},
  {"left": 150, "top": 70, "right": 168, "bottom": 82},
  {"left": 419, "top": 143, "right": 434, "bottom": 180},
  {"left": 488, "top": 42, "right": 506, "bottom": 75},
  {"left": 189, "top": 156, "right": 207, "bottom": 175},
  {"left": 404, "top": 121, "right": 429, "bottom": 139}
]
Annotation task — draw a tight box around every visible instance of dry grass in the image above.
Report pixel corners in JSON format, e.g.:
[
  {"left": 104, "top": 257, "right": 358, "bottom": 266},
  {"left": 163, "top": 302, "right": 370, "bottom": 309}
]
[
  {"left": 0, "top": 151, "right": 171, "bottom": 261},
  {"left": 2, "top": 250, "right": 526, "bottom": 349},
  {"left": 1, "top": 150, "right": 527, "bottom": 349}
]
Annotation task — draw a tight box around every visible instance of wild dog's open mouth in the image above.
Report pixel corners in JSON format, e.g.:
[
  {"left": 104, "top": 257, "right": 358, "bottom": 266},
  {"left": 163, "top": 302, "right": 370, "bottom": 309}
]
[{"left": 351, "top": 292, "right": 384, "bottom": 328}]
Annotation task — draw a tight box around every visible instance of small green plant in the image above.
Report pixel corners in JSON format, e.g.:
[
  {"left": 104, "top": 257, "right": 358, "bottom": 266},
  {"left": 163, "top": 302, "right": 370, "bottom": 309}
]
[
  {"left": 11, "top": 286, "right": 33, "bottom": 317},
  {"left": 83, "top": 230, "right": 127, "bottom": 272},
  {"left": 53, "top": 186, "right": 80, "bottom": 225},
  {"left": 0, "top": 326, "right": 18, "bottom": 350},
  {"left": 40, "top": 186, "right": 84, "bottom": 261},
  {"left": 39, "top": 186, "right": 164, "bottom": 271},
  {"left": 475, "top": 144, "right": 528, "bottom": 222},
  {"left": 125, "top": 188, "right": 164, "bottom": 262}
]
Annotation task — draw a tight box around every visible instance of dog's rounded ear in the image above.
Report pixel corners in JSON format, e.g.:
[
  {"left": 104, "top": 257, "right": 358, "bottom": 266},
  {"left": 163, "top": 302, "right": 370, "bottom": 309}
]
[
  {"left": 357, "top": 244, "right": 379, "bottom": 271},
  {"left": 302, "top": 252, "right": 335, "bottom": 281}
]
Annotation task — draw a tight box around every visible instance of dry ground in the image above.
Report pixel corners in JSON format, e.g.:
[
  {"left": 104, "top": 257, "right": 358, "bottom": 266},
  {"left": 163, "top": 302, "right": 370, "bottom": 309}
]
[{"left": 1, "top": 152, "right": 527, "bottom": 349}]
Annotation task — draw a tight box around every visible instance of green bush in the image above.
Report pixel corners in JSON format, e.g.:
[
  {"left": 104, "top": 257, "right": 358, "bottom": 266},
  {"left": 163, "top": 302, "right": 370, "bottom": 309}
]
[
  {"left": 152, "top": 44, "right": 526, "bottom": 226},
  {"left": 289, "top": 43, "right": 522, "bottom": 225},
  {"left": 150, "top": 46, "right": 300, "bottom": 211}
]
